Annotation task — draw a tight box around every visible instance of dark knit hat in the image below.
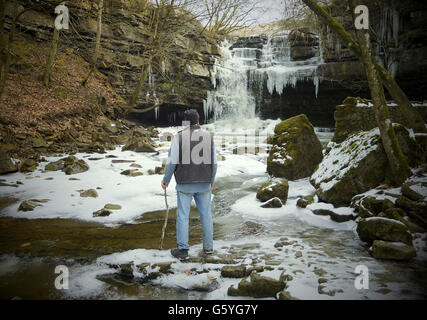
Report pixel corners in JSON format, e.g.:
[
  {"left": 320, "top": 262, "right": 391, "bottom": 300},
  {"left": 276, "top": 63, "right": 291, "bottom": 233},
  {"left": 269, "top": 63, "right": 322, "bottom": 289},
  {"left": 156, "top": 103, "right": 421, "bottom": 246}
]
[{"left": 183, "top": 109, "right": 200, "bottom": 125}]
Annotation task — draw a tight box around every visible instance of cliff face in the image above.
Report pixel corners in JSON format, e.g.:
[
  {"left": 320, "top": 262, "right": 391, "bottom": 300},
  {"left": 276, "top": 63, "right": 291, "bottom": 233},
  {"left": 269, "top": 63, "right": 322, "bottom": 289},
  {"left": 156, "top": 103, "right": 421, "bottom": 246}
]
[
  {"left": 318, "top": 0, "right": 427, "bottom": 100},
  {"left": 5, "top": 0, "right": 220, "bottom": 124}
]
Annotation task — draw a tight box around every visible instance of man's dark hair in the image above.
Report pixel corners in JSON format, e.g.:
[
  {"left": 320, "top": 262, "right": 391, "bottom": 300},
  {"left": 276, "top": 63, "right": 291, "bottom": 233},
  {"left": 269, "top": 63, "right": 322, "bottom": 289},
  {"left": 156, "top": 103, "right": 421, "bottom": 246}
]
[{"left": 183, "top": 109, "right": 200, "bottom": 125}]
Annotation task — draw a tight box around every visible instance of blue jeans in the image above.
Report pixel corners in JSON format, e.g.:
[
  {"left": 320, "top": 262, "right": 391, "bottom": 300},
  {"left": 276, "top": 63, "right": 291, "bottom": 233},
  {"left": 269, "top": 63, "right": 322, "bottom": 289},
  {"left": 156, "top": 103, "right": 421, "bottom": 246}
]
[{"left": 176, "top": 190, "right": 213, "bottom": 251}]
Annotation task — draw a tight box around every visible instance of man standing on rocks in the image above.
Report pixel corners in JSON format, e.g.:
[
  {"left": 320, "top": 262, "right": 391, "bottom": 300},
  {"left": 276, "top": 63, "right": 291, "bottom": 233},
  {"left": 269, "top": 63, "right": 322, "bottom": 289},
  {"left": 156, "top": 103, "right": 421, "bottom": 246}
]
[{"left": 161, "top": 109, "right": 217, "bottom": 260}]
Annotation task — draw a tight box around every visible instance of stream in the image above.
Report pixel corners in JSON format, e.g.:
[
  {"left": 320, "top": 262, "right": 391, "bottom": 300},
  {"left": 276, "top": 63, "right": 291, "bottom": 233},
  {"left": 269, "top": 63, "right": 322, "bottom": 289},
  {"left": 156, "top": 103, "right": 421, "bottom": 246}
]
[{"left": 0, "top": 121, "right": 426, "bottom": 300}]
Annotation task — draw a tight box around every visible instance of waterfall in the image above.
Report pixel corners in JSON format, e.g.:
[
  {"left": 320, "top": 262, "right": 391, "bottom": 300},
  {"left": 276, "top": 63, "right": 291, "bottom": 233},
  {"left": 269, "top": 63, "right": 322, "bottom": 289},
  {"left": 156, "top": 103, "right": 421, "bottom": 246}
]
[{"left": 204, "top": 31, "right": 320, "bottom": 123}]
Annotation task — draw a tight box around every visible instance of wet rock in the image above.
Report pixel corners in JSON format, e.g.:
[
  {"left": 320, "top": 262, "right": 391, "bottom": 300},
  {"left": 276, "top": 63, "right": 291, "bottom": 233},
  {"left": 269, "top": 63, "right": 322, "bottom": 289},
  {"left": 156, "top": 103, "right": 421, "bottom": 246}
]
[
  {"left": 295, "top": 251, "right": 302, "bottom": 258},
  {"left": 227, "top": 272, "right": 287, "bottom": 298},
  {"left": 104, "top": 204, "right": 122, "bottom": 210},
  {"left": 256, "top": 180, "right": 289, "bottom": 204},
  {"left": 357, "top": 217, "right": 413, "bottom": 246},
  {"left": 44, "top": 160, "right": 63, "bottom": 171},
  {"left": 313, "top": 267, "right": 327, "bottom": 277},
  {"left": 93, "top": 208, "right": 112, "bottom": 217},
  {"left": 318, "top": 278, "right": 328, "bottom": 284},
  {"left": 130, "top": 163, "right": 142, "bottom": 168},
  {"left": 267, "top": 114, "right": 323, "bottom": 180},
  {"left": 0, "top": 153, "right": 18, "bottom": 175},
  {"left": 119, "top": 263, "right": 134, "bottom": 278},
  {"left": 62, "top": 156, "right": 89, "bottom": 175},
  {"left": 19, "top": 159, "right": 37, "bottom": 173},
  {"left": 120, "top": 169, "right": 143, "bottom": 177},
  {"left": 370, "top": 240, "right": 416, "bottom": 261},
  {"left": 395, "top": 196, "right": 427, "bottom": 228},
  {"left": 312, "top": 209, "right": 355, "bottom": 222},
  {"left": 296, "top": 194, "right": 315, "bottom": 208},
  {"left": 260, "top": 197, "right": 283, "bottom": 208},
  {"left": 318, "top": 285, "right": 335, "bottom": 296},
  {"left": 155, "top": 166, "right": 165, "bottom": 174},
  {"left": 401, "top": 181, "right": 425, "bottom": 202},
  {"left": 221, "top": 265, "right": 248, "bottom": 278},
  {"left": 231, "top": 243, "right": 260, "bottom": 250},
  {"left": 380, "top": 208, "right": 424, "bottom": 233},
  {"left": 18, "top": 199, "right": 48, "bottom": 212},
  {"left": 122, "top": 137, "right": 156, "bottom": 153},
  {"left": 278, "top": 290, "right": 299, "bottom": 300},
  {"left": 80, "top": 189, "right": 98, "bottom": 198},
  {"left": 111, "top": 160, "right": 135, "bottom": 164}
]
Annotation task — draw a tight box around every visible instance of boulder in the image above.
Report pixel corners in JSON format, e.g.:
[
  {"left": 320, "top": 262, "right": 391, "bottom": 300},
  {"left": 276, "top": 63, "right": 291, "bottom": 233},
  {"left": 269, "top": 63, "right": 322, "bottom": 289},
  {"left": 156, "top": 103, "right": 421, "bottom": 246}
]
[
  {"left": 370, "top": 240, "right": 416, "bottom": 261},
  {"left": 19, "top": 159, "right": 37, "bottom": 173},
  {"left": 227, "top": 272, "right": 287, "bottom": 298},
  {"left": 80, "top": 189, "right": 98, "bottom": 198},
  {"left": 278, "top": 290, "right": 299, "bottom": 300},
  {"left": 260, "top": 197, "right": 283, "bottom": 208},
  {"left": 221, "top": 265, "right": 249, "bottom": 278},
  {"left": 18, "top": 199, "right": 48, "bottom": 212},
  {"left": 0, "top": 153, "right": 18, "bottom": 174},
  {"left": 401, "top": 181, "right": 425, "bottom": 202},
  {"left": 356, "top": 217, "right": 413, "bottom": 246},
  {"left": 296, "top": 194, "right": 315, "bottom": 208},
  {"left": 104, "top": 204, "right": 122, "bottom": 210},
  {"left": 310, "top": 125, "right": 418, "bottom": 206},
  {"left": 93, "top": 208, "right": 112, "bottom": 217},
  {"left": 312, "top": 209, "right": 355, "bottom": 223},
  {"left": 120, "top": 169, "right": 143, "bottom": 177},
  {"left": 267, "top": 114, "right": 323, "bottom": 180},
  {"left": 122, "top": 137, "right": 156, "bottom": 153},
  {"left": 256, "top": 180, "right": 289, "bottom": 204},
  {"left": 380, "top": 208, "right": 424, "bottom": 233},
  {"left": 395, "top": 196, "right": 427, "bottom": 228}
]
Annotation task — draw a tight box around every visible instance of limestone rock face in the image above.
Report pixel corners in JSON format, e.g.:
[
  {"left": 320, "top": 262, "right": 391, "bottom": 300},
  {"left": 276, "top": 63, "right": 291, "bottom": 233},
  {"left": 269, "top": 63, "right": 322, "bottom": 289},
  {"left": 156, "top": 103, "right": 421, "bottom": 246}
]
[
  {"left": 370, "top": 240, "right": 416, "bottom": 261},
  {"left": 267, "top": 114, "right": 323, "bottom": 180},
  {"left": 256, "top": 180, "right": 289, "bottom": 204},
  {"left": 288, "top": 29, "right": 318, "bottom": 61},
  {"left": 356, "top": 217, "right": 413, "bottom": 246}
]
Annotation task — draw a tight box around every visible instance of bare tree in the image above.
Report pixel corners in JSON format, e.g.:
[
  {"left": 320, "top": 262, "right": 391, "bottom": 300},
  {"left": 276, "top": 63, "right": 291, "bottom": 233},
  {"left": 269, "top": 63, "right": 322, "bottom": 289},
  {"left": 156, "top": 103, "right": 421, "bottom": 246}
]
[
  {"left": 300, "top": 0, "right": 425, "bottom": 133},
  {"left": 349, "top": 0, "right": 411, "bottom": 185},
  {"left": 82, "top": 0, "right": 103, "bottom": 86},
  {"left": 43, "top": 24, "right": 60, "bottom": 87},
  {"left": 200, "top": 0, "right": 258, "bottom": 36}
]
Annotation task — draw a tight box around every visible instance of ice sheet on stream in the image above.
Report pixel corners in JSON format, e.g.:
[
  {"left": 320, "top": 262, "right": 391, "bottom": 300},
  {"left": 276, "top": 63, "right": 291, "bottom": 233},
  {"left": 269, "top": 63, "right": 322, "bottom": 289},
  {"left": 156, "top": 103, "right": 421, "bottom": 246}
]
[{"left": 58, "top": 236, "right": 427, "bottom": 300}]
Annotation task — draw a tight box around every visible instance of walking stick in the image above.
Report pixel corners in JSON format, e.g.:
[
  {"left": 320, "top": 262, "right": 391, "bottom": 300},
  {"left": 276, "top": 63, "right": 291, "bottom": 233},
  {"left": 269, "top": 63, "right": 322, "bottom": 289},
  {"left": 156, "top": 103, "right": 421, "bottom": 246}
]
[{"left": 159, "top": 188, "right": 169, "bottom": 249}]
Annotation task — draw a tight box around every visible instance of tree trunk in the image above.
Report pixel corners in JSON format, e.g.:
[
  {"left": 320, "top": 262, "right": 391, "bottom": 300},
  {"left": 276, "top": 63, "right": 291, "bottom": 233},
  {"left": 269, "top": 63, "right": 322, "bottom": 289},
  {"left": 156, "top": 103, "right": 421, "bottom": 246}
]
[
  {"left": 128, "top": 55, "right": 152, "bottom": 107},
  {"left": 350, "top": 0, "right": 411, "bottom": 186},
  {"left": 0, "top": 0, "right": 7, "bottom": 97},
  {"left": 82, "top": 0, "right": 103, "bottom": 86},
  {"left": 301, "top": 0, "right": 425, "bottom": 133},
  {"left": 43, "top": 25, "right": 60, "bottom": 87}
]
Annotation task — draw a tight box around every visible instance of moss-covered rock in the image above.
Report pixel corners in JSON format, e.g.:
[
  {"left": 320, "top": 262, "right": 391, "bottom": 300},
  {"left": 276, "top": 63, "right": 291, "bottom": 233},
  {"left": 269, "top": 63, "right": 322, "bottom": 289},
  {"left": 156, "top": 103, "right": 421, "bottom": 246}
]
[
  {"left": 221, "top": 265, "right": 249, "bottom": 278},
  {"left": 0, "top": 153, "right": 18, "bottom": 175},
  {"left": 256, "top": 180, "right": 289, "bottom": 204},
  {"left": 93, "top": 208, "right": 112, "bottom": 217},
  {"left": 120, "top": 169, "right": 143, "bottom": 177},
  {"left": 380, "top": 208, "right": 424, "bottom": 233},
  {"left": 63, "top": 156, "right": 89, "bottom": 175},
  {"left": 296, "top": 194, "right": 315, "bottom": 208},
  {"left": 356, "top": 217, "right": 413, "bottom": 246},
  {"left": 19, "top": 159, "right": 38, "bottom": 173},
  {"left": 122, "top": 137, "right": 156, "bottom": 153},
  {"left": 227, "top": 272, "right": 287, "bottom": 298},
  {"left": 80, "top": 189, "right": 99, "bottom": 198},
  {"left": 312, "top": 208, "right": 355, "bottom": 222},
  {"left": 18, "top": 199, "right": 48, "bottom": 212},
  {"left": 104, "top": 204, "right": 122, "bottom": 210},
  {"left": 370, "top": 240, "right": 416, "bottom": 261},
  {"left": 401, "top": 181, "right": 425, "bottom": 201},
  {"left": 260, "top": 197, "right": 283, "bottom": 208},
  {"left": 395, "top": 195, "right": 427, "bottom": 228},
  {"left": 267, "top": 114, "right": 323, "bottom": 180}
]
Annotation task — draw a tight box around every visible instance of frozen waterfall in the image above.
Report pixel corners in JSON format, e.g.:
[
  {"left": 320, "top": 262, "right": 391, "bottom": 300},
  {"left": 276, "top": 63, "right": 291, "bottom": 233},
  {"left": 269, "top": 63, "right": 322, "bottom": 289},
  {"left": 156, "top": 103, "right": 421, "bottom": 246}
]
[{"left": 204, "top": 32, "right": 321, "bottom": 122}]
